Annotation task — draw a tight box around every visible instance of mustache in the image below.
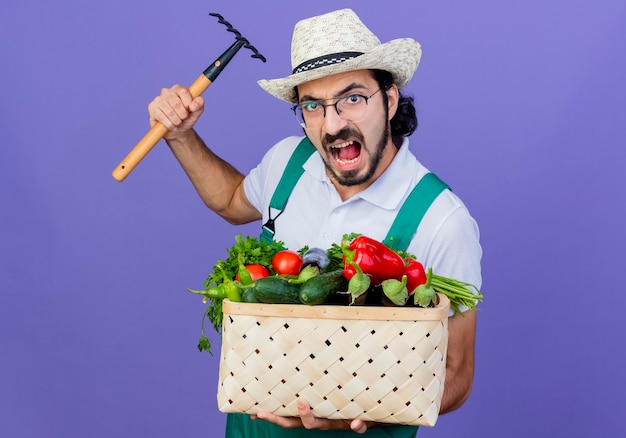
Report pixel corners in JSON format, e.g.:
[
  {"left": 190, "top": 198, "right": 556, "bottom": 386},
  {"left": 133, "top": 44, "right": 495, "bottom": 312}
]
[{"left": 323, "top": 127, "right": 363, "bottom": 148}]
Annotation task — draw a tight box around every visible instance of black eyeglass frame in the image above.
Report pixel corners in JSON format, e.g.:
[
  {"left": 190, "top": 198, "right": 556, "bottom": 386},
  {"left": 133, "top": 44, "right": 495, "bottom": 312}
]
[{"left": 290, "top": 88, "right": 383, "bottom": 128}]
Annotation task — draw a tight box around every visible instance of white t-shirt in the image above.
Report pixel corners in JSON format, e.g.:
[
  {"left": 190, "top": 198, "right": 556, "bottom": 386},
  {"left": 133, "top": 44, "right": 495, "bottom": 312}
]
[{"left": 244, "top": 136, "right": 482, "bottom": 293}]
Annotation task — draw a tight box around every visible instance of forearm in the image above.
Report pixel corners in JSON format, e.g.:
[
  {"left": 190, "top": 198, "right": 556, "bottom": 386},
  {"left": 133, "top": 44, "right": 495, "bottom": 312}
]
[
  {"left": 439, "top": 309, "right": 477, "bottom": 414},
  {"left": 439, "top": 363, "right": 474, "bottom": 414},
  {"left": 166, "top": 129, "right": 261, "bottom": 224}
]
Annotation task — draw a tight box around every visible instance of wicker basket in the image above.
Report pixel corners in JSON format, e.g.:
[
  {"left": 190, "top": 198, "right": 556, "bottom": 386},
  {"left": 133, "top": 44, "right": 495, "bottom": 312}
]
[{"left": 217, "top": 293, "right": 450, "bottom": 427}]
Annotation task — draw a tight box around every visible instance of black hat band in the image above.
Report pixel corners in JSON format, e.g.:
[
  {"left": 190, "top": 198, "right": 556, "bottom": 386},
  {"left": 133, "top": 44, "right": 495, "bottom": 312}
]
[{"left": 292, "top": 51, "right": 364, "bottom": 74}]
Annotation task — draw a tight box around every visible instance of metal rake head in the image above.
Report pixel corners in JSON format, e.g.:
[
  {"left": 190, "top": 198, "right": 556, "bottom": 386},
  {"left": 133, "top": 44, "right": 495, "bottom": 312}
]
[{"left": 209, "top": 12, "right": 266, "bottom": 63}]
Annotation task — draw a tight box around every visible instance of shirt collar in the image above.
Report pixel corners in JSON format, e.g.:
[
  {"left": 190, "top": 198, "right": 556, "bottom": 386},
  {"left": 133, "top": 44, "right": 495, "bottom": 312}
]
[{"left": 303, "top": 137, "right": 415, "bottom": 210}]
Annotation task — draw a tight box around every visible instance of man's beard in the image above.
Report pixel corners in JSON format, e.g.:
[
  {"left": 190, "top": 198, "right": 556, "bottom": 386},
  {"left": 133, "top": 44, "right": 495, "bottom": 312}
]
[{"left": 321, "top": 122, "right": 390, "bottom": 187}]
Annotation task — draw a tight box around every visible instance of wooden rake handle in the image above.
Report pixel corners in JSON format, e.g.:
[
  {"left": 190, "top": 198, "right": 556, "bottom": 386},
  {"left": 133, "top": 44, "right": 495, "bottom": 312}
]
[{"left": 112, "top": 39, "right": 245, "bottom": 182}]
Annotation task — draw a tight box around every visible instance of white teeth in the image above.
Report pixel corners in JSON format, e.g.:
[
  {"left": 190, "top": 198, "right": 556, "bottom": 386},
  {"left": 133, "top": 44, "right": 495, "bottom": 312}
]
[
  {"left": 328, "top": 140, "right": 358, "bottom": 165},
  {"left": 336, "top": 157, "right": 358, "bottom": 165},
  {"left": 330, "top": 141, "right": 353, "bottom": 149}
]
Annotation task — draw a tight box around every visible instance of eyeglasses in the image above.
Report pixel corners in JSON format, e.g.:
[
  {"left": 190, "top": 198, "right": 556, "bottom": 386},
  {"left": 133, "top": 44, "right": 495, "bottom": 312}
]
[{"left": 291, "top": 88, "right": 383, "bottom": 128}]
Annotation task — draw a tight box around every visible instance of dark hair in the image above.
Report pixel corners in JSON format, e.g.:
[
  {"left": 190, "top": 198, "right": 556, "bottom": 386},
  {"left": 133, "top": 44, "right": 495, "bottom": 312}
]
[{"left": 370, "top": 69, "right": 418, "bottom": 137}]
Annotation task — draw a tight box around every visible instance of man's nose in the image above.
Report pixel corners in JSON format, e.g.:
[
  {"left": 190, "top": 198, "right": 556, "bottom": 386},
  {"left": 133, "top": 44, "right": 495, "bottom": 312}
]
[{"left": 323, "top": 104, "right": 348, "bottom": 134}]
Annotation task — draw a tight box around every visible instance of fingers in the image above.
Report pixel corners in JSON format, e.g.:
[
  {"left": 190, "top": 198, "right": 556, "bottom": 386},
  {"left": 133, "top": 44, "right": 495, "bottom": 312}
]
[
  {"left": 148, "top": 85, "right": 205, "bottom": 135},
  {"left": 297, "top": 399, "right": 355, "bottom": 432},
  {"left": 253, "top": 411, "right": 303, "bottom": 429},
  {"left": 254, "top": 399, "right": 367, "bottom": 432},
  {"left": 148, "top": 86, "right": 185, "bottom": 128},
  {"left": 297, "top": 399, "right": 322, "bottom": 429},
  {"left": 350, "top": 419, "right": 368, "bottom": 434}
]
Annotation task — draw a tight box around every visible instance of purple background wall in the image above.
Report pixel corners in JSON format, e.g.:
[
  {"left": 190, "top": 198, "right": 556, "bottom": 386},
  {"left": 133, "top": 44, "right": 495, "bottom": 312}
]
[{"left": 1, "top": 1, "right": 624, "bottom": 437}]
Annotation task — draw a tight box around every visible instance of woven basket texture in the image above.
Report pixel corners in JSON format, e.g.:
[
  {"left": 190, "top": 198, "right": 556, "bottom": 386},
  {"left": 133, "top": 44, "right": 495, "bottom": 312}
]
[{"left": 217, "top": 294, "right": 449, "bottom": 427}]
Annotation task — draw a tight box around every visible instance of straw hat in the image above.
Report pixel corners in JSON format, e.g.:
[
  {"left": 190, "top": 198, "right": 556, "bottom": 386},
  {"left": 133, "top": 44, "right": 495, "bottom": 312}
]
[{"left": 258, "top": 8, "right": 422, "bottom": 103}]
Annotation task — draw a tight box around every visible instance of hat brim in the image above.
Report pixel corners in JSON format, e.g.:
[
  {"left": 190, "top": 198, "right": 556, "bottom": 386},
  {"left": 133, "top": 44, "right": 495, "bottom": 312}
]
[{"left": 258, "top": 38, "right": 422, "bottom": 103}]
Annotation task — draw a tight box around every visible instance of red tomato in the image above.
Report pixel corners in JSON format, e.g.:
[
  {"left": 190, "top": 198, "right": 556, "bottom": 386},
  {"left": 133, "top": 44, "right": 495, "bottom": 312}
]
[
  {"left": 236, "top": 264, "right": 270, "bottom": 282},
  {"left": 272, "top": 250, "right": 303, "bottom": 276}
]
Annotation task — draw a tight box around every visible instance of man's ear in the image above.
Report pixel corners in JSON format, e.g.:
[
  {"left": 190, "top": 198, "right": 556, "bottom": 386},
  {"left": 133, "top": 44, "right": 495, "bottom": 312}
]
[{"left": 386, "top": 84, "right": 400, "bottom": 120}]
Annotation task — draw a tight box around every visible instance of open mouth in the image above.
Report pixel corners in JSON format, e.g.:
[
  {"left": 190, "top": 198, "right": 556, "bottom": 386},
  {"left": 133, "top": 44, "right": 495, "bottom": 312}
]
[{"left": 329, "top": 140, "right": 362, "bottom": 166}]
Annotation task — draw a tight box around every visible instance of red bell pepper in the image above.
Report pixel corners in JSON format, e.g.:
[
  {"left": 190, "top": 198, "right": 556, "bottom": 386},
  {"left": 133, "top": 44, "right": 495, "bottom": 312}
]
[
  {"left": 343, "top": 236, "right": 406, "bottom": 285},
  {"left": 405, "top": 258, "right": 427, "bottom": 294}
]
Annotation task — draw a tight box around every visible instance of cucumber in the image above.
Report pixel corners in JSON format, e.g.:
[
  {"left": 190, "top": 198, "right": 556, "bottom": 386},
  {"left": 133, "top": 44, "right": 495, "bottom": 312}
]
[
  {"left": 241, "top": 287, "right": 260, "bottom": 303},
  {"left": 299, "top": 269, "right": 348, "bottom": 305},
  {"left": 252, "top": 276, "right": 301, "bottom": 304}
]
